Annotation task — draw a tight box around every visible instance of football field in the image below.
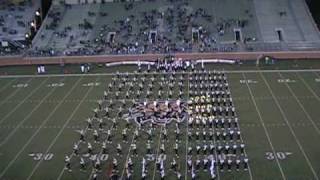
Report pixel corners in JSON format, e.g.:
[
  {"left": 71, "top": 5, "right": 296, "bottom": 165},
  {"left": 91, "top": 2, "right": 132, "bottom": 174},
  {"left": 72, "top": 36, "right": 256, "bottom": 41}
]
[{"left": 0, "top": 64, "right": 320, "bottom": 180}]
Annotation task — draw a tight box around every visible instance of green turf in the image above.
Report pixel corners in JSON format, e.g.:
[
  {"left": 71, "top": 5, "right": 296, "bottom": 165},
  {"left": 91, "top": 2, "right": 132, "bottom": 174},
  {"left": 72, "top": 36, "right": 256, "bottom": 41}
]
[{"left": 0, "top": 64, "right": 320, "bottom": 180}]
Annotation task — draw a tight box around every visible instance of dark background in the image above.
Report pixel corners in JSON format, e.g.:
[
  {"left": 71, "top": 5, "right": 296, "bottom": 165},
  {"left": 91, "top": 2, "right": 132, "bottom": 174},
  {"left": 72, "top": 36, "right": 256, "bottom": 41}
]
[
  {"left": 306, "top": 0, "right": 320, "bottom": 30},
  {"left": 41, "top": 0, "right": 52, "bottom": 19}
]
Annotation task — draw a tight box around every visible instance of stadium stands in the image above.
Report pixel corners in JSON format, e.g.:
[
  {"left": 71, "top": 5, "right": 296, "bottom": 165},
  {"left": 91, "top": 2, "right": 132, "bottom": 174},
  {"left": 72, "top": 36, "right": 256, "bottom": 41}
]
[
  {"left": 0, "top": 0, "right": 40, "bottom": 56},
  {"left": 27, "top": 0, "right": 319, "bottom": 57},
  {"left": 0, "top": 0, "right": 319, "bottom": 57}
]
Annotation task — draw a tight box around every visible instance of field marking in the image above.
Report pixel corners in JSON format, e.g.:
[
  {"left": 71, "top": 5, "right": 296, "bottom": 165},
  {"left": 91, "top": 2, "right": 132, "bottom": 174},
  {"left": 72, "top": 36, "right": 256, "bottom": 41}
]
[
  {"left": 228, "top": 73, "right": 253, "bottom": 180},
  {"left": 0, "top": 69, "right": 320, "bottom": 79},
  {"left": 0, "top": 78, "right": 40, "bottom": 126},
  {"left": 26, "top": 76, "right": 97, "bottom": 180},
  {"left": 0, "top": 77, "right": 83, "bottom": 178},
  {"left": 118, "top": 126, "right": 139, "bottom": 180},
  {"left": 1, "top": 94, "right": 319, "bottom": 104},
  {"left": 151, "top": 126, "right": 163, "bottom": 180},
  {"left": 241, "top": 73, "right": 286, "bottom": 179},
  {"left": 0, "top": 78, "right": 16, "bottom": 94},
  {"left": 278, "top": 72, "right": 320, "bottom": 136},
  {"left": 0, "top": 77, "right": 55, "bottom": 146},
  {"left": 0, "top": 78, "right": 32, "bottom": 109},
  {"left": 298, "top": 72, "right": 320, "bottom": 104},
  {"left": 56, "top": 77, "right": 104, "bottom": 180},
  {"left": 185, "top": 73, "right": 190, "bottom": 180},
  {"left": 259, "top": 72, "right": 319, "bottom": 180}
]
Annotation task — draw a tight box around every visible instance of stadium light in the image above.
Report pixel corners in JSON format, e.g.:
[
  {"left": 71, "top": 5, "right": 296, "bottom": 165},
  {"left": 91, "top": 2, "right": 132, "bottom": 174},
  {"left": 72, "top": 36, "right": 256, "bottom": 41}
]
[
  {"left": 30, "top": 21, "right": 36, "bottom": 27},
  {"left": 35, "top": 11, "right": 40, "bottom": 16}
]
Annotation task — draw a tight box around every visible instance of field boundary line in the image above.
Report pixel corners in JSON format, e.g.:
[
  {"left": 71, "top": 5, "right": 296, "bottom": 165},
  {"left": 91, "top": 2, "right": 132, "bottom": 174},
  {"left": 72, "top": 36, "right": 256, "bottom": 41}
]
[
  {"left": 278, "top": 72, "right": 320, "bottom": 136},
  {"left": 0, "top": 77, "right": 54, "bottom": 146},
  {"left": 0, "top": 78, "right": 39, "bottom": 125},
  {"left": 0, "top": 77, "right": 82, "bottom": 178},
  {"left": 260, "top": 72, "right": 319, "bottom": 180},
  {"left": 25, "top": 76, "right": 96, "bottom": 180},
  {"left": 241, "top": 73, "right": 286, "bottom": 180},
  {"left": 0, "top": 69, "right": 320, "bottom": 79}
]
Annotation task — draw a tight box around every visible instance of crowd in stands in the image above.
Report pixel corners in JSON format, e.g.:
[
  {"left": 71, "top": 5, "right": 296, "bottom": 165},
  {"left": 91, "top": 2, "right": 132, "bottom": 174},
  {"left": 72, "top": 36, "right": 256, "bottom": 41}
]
[
  {"left": 1, "top": 0, "right": 305, "bottom": 57},
  {"left": 27, "top": 0, "right": 253, "bottom": 57}
]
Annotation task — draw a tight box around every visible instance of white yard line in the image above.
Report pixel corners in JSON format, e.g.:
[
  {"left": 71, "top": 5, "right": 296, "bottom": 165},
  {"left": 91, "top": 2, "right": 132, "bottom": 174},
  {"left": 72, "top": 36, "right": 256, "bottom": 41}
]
[
  {"left": 241, "top": 73, "right": 286, "bottom": 180},
  {"left": 0, "top": 78, "right": 40, "bottom": 125},
  {"left": 0, "top": 77, "right": 83, "bottom": 178},
  {"left": 0, "top": 78, "right": 16, "bottom": 93},
  {"left": 56, "top": 78, "right": 102, "bottom": 180},
  {"left": 151, "top": 126, "right": 163, "bottom": 180},
  {"left": 118, "top": 127, "right": 139, "bottom": 180},
  {"left": 228, "top": 73, "right": 253, "bottom": 180},
  {"left": 297, "top": 72, "right": 320, "bottom": 104},
  {"left": 259, "top": 72, "right": 319, "bottom": 180},
  {"left": 278, "top": 72, "right": 320, "bottom": 136},
  {"left": 0, "top": 69, "right": 320, "bottom": 79},
  {"left": 0, "top": 78, "right": 32, "bottom": 109},
  {"left": 185, "top": 73, "right": 190, "bottom": 180},
  {"left": 25, "top": 76, "right": 97, "bottom": 180},
  {"left": 0, "top": 77, "right": 57, "bottom": 147}
]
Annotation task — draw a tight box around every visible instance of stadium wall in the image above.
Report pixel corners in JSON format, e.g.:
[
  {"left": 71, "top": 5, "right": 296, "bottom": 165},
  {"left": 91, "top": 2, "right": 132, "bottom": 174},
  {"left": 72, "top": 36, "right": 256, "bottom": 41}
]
[{"left": 0, "top": 51, "right": 319, "bottom": 67}]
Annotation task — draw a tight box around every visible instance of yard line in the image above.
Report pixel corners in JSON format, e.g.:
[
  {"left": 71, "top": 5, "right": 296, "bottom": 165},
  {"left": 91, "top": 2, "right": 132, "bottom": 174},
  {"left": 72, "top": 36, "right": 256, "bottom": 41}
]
[
  {"left": 57, "top": 78, "right": 102, "bottom": 179},
  {"left": 259, "top": 72, "right": 319, "bottom": 180},
  {"left": 297, "top": 72, "right": 320, "bottom": 103},
  {"left": 0, "top": 69, "right": 320, "bottom": 79},
  {"left": 0, "top": 77, "right": 82, "bottom": 178},
  {"left": 0, "top": 78, "right": 41, "bottom": 125},
  {"left": 26, "top": 76, "right": 97, "bottom": 180},
  {"left": 0, "top": 78, "right": 16, "bottom": 93},
  {"left": 118, "top": 127, "right": 139, "bottom": 180},
  {"left": 185, "top": 72, "right": 191, "bottom": 180},
  {"left": 278, "top": 72, "right": 320, "bottom": 136},
  {"left": 0, "top": 78, "right": 32, "bottom": 108},
  {"left": 241, "top": 73, "right": 286, "bottom": 180},
  {"left": 151, "top": 126, "right": 163, "bottom": 180},
  {"left": 0, "top": 77, "right": 56, "bottom": 146},
  {"left": 228, "top": 73, "right": 253, "bottom": 180}
]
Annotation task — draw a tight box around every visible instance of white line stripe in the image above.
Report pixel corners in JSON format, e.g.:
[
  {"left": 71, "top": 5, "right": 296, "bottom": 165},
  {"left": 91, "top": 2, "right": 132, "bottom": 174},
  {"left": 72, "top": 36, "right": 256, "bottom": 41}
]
[
  {"left": 228, "top": 73, "right": 253, "bottom": 180},
  {"left": 26, "top": 77, "right": 97, "bottom": 180},
  {"left": 279, "top": 72, "right": 320, "bottom": 136},
  {"left": 0, "top": 78, "right": 36, "bottom": 125},
  {"left": 0, "top": 78, "right": 31, "bottom": 108},
  {"left": 0, "top": 77, "right": 53, "bottom": 146},
  {"left": 152, "top": 126, "right": 163, "bottom": 180},
  {"left": 260, "top": 72, "right": 319, "bottom": 180},
  {"left": 242, "top": 73, "right": 286, "bottom": 180},
  {"left": 118, "top": 127, "right": 139, "bottom": 180},
  {"left": 0, "top": 77, "right": 82, "bottom": 178},
  {"left": 299, "top": 73, "right": 320, "bottom": 104},
  {"left": 185, "top": 73, "right": 191, "bottom": 180},
  {"left": 0, "top": 69, "right": 320, "bottom": 79},
  {"left": 0, "top": 78, "right": 16, "bottom": 93}
]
